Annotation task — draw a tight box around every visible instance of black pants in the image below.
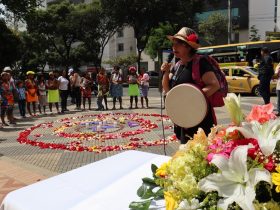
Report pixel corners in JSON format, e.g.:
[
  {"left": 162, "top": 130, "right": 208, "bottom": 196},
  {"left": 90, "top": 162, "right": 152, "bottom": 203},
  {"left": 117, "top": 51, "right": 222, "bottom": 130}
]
[
  {"left": 18, "top": 100, "right": 26, "bottom": 117},
  {"left": 73, "top": 87, "right": 81, "bottom": 108},
  {"left": 259, "top": 76, "right": 272, "bottom": 104},
  {"left": 60, "top": 90, "right": 68, "bottom": 111}
]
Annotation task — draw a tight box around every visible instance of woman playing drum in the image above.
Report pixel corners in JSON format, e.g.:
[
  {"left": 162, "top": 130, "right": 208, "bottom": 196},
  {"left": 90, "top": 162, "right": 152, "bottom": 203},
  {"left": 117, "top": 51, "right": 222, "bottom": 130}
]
[{"left": 161, "top": 27, "right": 220, "bottom": 144}]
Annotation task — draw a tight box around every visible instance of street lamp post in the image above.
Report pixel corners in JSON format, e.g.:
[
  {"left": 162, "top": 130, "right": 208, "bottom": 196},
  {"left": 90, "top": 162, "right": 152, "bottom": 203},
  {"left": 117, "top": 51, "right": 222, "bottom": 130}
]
[{"left": 228, "top": 0, "right": 232, "bottom": 44}]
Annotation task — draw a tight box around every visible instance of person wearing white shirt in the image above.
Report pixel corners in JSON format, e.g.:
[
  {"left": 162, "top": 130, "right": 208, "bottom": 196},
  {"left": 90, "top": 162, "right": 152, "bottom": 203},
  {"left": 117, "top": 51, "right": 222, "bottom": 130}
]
[
  {"left": 58, "top": 70, "right": 69, "bottom": 113},
  {"left": 110, "top": 66, "right": 123, "bottom": 110}
]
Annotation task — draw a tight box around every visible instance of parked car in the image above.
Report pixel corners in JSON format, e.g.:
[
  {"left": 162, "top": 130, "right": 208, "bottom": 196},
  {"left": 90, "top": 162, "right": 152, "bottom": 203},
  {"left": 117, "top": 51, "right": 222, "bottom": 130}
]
[
  {"left": 147, "top": 71, "right": 160, "bottom": 87},
  {"left": 220, "top": 66, "right": 277, "bottom": 96}
]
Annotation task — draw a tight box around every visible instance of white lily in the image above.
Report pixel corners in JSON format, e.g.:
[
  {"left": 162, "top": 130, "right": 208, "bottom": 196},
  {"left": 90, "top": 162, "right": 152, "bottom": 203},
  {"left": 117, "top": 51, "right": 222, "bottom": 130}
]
[
  {"left": 227, "top": 119, "right": 280, "bottom": 156},
  {"left": 223, "top": 93, "right": 244, "bottom": 126},
  {"left": 198, "top": 145, "right": 271, "bottom": 210},
  {"left": 177, "top": 198, "right": 201, "bottom": 210}
]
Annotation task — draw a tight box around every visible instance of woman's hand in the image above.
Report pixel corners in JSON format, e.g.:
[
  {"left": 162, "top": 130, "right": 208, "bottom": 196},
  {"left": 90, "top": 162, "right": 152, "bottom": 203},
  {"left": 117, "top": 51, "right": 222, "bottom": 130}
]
[{"left": 161, "top": 62, "right": 172, "bottom": 73}]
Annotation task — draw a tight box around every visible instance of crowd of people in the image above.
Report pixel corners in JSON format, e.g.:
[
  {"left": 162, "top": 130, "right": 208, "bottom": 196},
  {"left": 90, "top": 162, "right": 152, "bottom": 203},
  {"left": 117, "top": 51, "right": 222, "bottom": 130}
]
[{"left": 0, "top": 65, "right": 151, "bottom": 128}]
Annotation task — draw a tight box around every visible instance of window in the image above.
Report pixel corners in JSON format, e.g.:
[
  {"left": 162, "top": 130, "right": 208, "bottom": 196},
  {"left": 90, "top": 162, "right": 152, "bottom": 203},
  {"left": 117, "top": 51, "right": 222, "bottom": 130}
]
[
  {"left": 222, "top": 68, "right": 229, "bottom": 76},
  {"left": 232, "top": 69, "right": 246, "bottom": 77},
  {"left": 117, "top": 30, "right": 124, "bottom": 37},
  {"left": 118, "top": 43, "right": 124, "bottom": 52}
]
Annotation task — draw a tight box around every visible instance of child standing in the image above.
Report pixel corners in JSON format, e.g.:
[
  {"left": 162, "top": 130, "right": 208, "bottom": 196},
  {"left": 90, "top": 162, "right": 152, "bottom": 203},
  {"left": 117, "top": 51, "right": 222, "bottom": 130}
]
[
  {"left": 37, "top": 75, "right": 47, "bottom": 115},
  {"left": 16, "top": 81, "right": 26, "bottom": 118}
]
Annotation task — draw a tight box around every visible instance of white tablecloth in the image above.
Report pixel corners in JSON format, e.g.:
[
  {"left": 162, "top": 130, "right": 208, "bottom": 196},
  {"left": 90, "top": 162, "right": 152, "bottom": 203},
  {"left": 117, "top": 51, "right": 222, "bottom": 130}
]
[{"left": 0, "top": 151, "right": 170, "bottom": 210}]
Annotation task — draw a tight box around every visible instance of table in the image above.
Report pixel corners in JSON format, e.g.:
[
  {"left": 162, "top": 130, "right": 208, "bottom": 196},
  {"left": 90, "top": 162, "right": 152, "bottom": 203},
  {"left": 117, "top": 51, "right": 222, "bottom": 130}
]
[{"left": 0, "top": 151, "right": 170, "bottom": 210}]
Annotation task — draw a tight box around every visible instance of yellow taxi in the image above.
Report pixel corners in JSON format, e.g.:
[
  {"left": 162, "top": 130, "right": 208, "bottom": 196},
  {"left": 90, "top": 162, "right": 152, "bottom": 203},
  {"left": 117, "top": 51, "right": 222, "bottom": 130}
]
[{"left": 220, "top": 66, "right": 277, "bottom": 96}]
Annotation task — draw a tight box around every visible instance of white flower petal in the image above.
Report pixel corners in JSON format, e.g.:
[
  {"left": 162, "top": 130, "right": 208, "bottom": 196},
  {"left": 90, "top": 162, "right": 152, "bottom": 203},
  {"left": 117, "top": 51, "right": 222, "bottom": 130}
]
[
  {"left": 217, "top": 196, "right": 236, "bottom": 210},
  {"left": 228, "top": 145, "right": 249, "bottom": 182},
  {"left": 177, "top": 198, "right": 201, "bottom": 210},
  {"left": 234, "top": 186, "right": 256, "bottom": 210},
  {"left": 248, "top": 168, "right": 272, "bottom": 186},
  {"left": 198, "top": 174, "right": 240, "bottom": 197},
  {"left": 210, "top": 155, "right": 229, "bottom": 172},
  {"left": 226, "top": 126, "right": 257, "bottom": 139}
]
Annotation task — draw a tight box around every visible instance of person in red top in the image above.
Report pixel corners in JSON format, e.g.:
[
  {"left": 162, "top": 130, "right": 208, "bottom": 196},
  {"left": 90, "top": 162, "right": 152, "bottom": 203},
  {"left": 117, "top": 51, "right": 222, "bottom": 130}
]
[
  {"left": 25, "top": 71, "right": 38, "bottom": 116},
  {"left": 96, "top": 68, "right": 109, "bottom": 111},
  {"left": 0, "top": 72, "right": 15, "bottom": 126}
]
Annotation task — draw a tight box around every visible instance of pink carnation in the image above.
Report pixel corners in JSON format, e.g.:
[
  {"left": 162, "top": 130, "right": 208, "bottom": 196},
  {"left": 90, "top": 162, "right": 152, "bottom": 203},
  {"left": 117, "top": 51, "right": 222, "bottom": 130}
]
[{"left": 246, "top": 103, "right": 276, "bottom": 123}]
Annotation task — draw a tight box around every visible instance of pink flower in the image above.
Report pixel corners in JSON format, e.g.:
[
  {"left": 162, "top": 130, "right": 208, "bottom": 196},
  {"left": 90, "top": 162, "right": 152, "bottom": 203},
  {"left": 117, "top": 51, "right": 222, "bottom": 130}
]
[{"left": 246, "top": 103, "right": 276, "bottom": 123}]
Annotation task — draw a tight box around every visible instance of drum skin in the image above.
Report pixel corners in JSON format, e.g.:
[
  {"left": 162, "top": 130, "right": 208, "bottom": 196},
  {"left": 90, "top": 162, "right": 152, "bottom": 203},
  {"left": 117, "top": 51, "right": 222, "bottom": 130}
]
[{"left": 165, "top": 83, "right": 208, "bottom": 128}]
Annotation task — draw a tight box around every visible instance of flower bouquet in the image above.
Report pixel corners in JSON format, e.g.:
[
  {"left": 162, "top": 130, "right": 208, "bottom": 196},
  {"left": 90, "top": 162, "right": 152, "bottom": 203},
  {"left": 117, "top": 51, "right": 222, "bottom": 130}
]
[{"left": 129, "top": 94, "right": 280, "bottom": 210}]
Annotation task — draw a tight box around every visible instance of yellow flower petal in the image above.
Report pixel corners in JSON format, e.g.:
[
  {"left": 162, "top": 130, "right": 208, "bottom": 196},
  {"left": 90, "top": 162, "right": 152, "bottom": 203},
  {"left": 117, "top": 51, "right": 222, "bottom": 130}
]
[{"left": 164, "top": 191, "right": 178, "bottom": 210}]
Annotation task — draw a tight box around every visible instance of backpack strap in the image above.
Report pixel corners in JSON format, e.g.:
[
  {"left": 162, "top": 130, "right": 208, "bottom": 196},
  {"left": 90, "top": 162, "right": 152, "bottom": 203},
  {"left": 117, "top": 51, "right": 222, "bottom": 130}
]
[{"left": 191, "top": 54, "right": 204, "bottom": 88}]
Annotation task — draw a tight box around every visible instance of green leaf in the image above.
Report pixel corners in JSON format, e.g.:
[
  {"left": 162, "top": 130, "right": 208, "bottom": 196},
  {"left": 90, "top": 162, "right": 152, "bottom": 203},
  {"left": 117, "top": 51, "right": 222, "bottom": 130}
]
[
  {"left": 154, "top": 188, "right": 164, "bottom": 200},
  {"left": 137, "top": 183, "right": 156, "bottom": 199},
  {"left": 141, "top": 188, "right": 155, "bottom": 199},
  {"left": 137, "top": 184, "right": 148, "bottom": 197},
  {"left": 142, "top": 177, "right": 157, "bottom": 188},
  {"left": 151, "top": 164, "right": 158, "bottom": 175},
  {"left": 129, "top": 200, "right": 152, "bottom": 210}
]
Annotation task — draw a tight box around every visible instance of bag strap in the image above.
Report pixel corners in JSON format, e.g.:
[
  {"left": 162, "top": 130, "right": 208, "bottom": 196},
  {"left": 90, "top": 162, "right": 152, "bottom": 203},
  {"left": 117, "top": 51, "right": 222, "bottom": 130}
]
[{"left": 192, "top": 54, "right": 204, "bottom": 87}]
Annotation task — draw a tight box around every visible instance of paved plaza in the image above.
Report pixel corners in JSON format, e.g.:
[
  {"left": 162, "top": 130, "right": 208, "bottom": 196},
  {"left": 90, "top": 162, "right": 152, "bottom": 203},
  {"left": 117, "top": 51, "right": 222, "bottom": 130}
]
[{"left": 0, "top": 88, "right": 277, "bottom": 202}]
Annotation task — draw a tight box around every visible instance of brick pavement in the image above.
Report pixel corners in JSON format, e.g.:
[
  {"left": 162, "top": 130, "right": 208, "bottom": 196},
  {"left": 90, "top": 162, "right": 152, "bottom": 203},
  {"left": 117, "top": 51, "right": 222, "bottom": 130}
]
[{"left": 0, "top": 93, "right": 276, "bottom": 203}]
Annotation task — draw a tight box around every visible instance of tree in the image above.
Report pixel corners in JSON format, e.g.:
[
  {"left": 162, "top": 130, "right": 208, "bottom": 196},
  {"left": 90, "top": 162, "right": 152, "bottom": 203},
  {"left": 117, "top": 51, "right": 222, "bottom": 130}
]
[
  {"left": 26, "top": 1, "right": 81, "bottom": 69},
  {"left": 0, "top": 19, "right": 21, "bottom": 70},
  {"left": 104, "top": 54, "right": 138, "bottom": 69},
  {"left": 0, "top": 0, "right": 41, "bottom": 19},
  {"left": 76, "top": 1, "right": 121, "bottom": 67},
  {"left": 198, "top": 12, "right": 228, "bottom": 45},
  {"left": 249, "top": 25, "right": 261, "bottom": 41},
  {"left": 145, "top": 23, "right": 174, "bottom": 59},
  {"left": 104, "top": 54, "right": 138, "bottom": 78},
  {"left": 101, "top": 0, "right": 216, "bottom": 72},
  {"left": 18, "top": 31, "right": 49, "bottom": 72}
]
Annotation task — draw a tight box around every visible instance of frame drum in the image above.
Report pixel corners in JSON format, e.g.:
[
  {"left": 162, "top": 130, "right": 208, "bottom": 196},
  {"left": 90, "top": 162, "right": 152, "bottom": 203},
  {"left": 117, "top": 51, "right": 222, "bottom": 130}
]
[{"left": 165, "top": 84, "right": 208, "bottom": 128}]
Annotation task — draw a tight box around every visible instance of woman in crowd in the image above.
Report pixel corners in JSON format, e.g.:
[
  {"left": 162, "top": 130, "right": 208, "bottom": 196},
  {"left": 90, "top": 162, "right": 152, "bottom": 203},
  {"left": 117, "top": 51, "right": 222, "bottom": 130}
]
[
  {"left": 58, "top": 70, "right": 69, "bottom": 113},
  {"left": 0, "top": 72, "right": 15, "bottom": 125},
  {"left": 37, "top": 75, "right": 47, "bottom": 115},
  {"left": 110, "top": 66, "right": 123, "bottom": 110},
  {"left": 161, "top": 27, "right": 220, "bottom": 144},
  {"left": 138, "top": 67, "right": 150, "bottom": 108},
  {"left": 47, "top": 72, "right": 60, "bottom": 114},
  {"left": 127, "top": 66, "right": 140, "bottom": 109},
  {"left": 96, "top": 68, "right": 109, "bottom": 111},
  {"left": 25, "top": 71, "right": 38, "bottom": 117},
  {"left": 81, "top": 72, "right": 93, "bottom": 110},
  {"left": 70, "top": 70, "right": 82, "bottom": 110}
]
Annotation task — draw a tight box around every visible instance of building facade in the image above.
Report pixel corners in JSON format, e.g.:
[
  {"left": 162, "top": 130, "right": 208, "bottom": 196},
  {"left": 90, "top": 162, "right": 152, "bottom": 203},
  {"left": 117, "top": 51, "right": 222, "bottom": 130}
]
[{"left": 249, "top": 0, "right": 280, "bottom": 40}]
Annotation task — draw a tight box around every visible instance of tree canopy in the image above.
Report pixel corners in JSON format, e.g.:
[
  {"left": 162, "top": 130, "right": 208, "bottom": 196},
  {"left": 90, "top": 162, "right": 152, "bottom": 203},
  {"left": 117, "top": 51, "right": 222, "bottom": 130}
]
[
  {"left": 198, "top": 12, "right": 228, "bottom": 45},
  {"left": 0, "top": 19, "right": 21, "bottom": 70},
  {"left": 100, "top": 0, "right": 218, "bottom": 70},
  {"left": 0, "top": 0, "right": 41, "bottom": 19}
]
